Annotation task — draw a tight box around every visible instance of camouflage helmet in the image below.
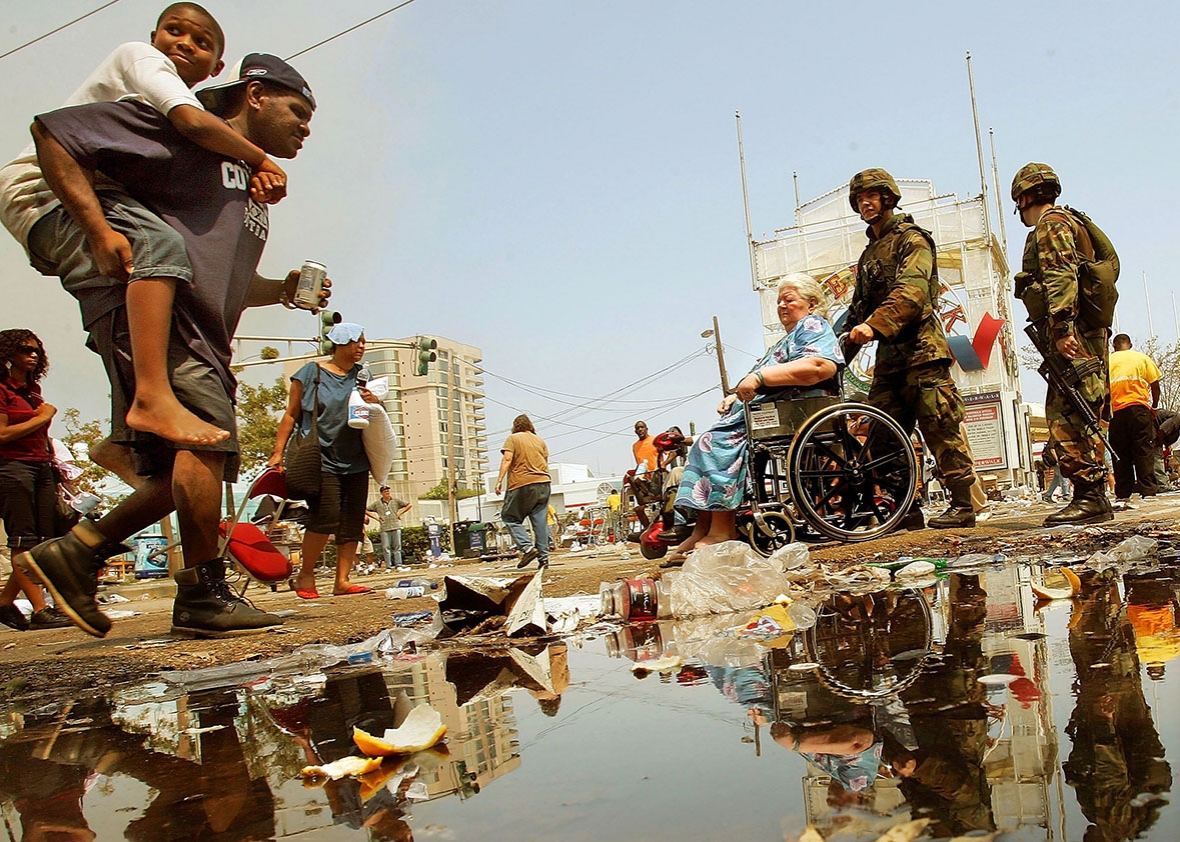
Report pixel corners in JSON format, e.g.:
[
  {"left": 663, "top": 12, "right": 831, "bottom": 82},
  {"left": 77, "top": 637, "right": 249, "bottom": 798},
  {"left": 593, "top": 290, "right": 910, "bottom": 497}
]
[
  {"left": 848, "top": 169, "right": 902, "bottom": 211},
  {"left": 1010, "top": 162, "right": 1060, "bottom": 202}
]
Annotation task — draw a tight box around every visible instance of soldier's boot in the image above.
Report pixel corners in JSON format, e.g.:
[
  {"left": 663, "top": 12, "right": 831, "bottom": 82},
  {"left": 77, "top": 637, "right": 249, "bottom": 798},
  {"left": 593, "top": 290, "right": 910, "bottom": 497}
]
[
  {"left": 899, "top": 502, "right": 925, "bottom": 531},
  {"left": 171, "top": 559, "right": 283, "bottom": 638},
  {"left": 928, "top": 485, "right": 976, "bottom": 529},
  {"left": 16, "top": 519, "right": 130, "bottom": 638},
  {"left": 1043, "top": 479, "right": 1113, "bottom": 526}
]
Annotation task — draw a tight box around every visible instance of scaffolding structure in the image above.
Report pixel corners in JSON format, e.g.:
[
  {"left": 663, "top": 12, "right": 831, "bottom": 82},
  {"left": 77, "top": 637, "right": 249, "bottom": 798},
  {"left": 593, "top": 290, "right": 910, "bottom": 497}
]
[{"left": 750, "top": 178, "right": 1032, "bottom": 487}]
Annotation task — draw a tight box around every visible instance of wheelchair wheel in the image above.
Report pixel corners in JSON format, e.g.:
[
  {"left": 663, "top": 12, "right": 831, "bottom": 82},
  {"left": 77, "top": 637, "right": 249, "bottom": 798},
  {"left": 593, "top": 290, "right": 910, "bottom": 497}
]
[
  {"left": 804, "top": 587, "right": 934, "bottom": 699},
  {"left": 741, "top": 510, "right": 796, "bottom": 558},
  {"left": 786, "top": 402, "right": 918, "bottom": 542}
]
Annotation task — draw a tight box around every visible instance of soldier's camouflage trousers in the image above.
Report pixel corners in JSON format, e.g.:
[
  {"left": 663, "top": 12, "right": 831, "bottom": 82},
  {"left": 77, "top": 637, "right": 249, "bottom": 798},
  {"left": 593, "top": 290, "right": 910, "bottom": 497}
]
[
  {"left": 1046, "top": 329, "right": 1109, "bottom": 485},
  {"left": 1046, "top": 389, "right": 1108, "bottom": 484},
  {"left": 868, "top": 362, "right": 978, "bottom": 493}
]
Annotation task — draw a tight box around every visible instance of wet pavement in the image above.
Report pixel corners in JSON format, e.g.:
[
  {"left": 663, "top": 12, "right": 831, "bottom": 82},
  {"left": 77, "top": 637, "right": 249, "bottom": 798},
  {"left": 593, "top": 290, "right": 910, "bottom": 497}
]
[{"left": 2, "top": 542, "right": 1179, "bottom": 840}]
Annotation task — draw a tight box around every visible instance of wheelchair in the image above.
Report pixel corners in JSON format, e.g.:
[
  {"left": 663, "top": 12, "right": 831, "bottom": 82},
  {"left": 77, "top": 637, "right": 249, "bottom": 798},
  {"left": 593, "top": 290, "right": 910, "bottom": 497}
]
[{"left": 735, "top": 391, "right": 920, "bottom": 556}]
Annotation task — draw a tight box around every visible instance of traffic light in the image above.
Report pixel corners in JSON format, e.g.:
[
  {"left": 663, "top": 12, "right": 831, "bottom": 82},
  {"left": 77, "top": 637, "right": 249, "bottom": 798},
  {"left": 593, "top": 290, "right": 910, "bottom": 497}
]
[
  {"left": 416, "top": 336, "right": 437, "bottom": 376},
  {"left": 319, "top": 310, "right": 341, "bottom": 354}
]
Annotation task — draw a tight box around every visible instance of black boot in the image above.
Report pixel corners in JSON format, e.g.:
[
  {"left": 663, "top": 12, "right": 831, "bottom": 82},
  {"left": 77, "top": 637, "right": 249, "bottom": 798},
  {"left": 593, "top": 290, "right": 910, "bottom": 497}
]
[
  {"left": 172, "top": 558, "right": 283, "bottom": 638},
  {"left": 899, "top": 504, "right": 925, "bottom": 531},
  {"left": 928, "top": 485, "right": 976, "bottom": 529},
  {"left": 17, "top": 520, "right": 129, "bottom": 638},
  {"left": 1043, "top": 479, "right": 1113, "bottom": 526}
]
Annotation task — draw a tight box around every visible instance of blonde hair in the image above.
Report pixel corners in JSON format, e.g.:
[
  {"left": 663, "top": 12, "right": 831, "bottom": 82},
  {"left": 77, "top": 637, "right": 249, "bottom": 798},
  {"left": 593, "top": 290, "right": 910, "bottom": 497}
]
[{"left": 777, "top": 273, "right": 830, "bottom": 320}]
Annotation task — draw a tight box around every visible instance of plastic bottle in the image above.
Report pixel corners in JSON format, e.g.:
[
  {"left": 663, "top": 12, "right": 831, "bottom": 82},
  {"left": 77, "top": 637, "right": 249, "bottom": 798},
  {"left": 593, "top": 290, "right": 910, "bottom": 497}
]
[
  {"left": 395, "top": 579, "right": 438, "bottom": 590},
  {"left": 347, "top": 388, "right": 370, "bottom": 429},
  {"left": 386, "top": 586, "right": 426, "bottom": 599}
]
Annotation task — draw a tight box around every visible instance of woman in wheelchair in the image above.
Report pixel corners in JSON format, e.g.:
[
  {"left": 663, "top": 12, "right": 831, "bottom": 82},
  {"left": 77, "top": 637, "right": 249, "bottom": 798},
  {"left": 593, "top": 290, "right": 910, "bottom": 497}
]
[{"left": 670, "top": 274, "right": 842, "bottom": 557}]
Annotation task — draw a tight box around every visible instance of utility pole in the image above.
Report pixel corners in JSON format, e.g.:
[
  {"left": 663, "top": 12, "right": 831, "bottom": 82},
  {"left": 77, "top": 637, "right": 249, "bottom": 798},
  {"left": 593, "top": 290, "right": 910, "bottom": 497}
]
[{"left": 708, "top": 315, "right": 730, "bottom": 394}]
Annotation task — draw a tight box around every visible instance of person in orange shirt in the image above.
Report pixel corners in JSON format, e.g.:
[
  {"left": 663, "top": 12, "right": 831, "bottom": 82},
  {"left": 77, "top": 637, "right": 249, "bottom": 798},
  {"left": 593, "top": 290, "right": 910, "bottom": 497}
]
[
  {"left": 632, "top": 421, "right": 658, "bottom": 471},
  {"left": 1108, "top": 334, "right": 1161, "bottom": 504},
  {"left": 630, "top": 421, "right": 659, "bottom": 527}
]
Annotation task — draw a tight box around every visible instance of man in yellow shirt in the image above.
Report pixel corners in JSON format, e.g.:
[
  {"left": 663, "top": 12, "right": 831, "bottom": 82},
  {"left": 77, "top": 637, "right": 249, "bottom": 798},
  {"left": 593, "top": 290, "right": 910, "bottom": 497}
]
[{"left": 1108, "top": 334, "right": 1161, "bottom": 504}]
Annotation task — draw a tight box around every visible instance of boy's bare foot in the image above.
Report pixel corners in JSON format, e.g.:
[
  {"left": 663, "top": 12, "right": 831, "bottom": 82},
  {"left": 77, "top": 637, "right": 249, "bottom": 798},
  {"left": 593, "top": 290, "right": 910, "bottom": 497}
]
[{"left": 126, "top": 395, "right": 229, "bottom": 445}]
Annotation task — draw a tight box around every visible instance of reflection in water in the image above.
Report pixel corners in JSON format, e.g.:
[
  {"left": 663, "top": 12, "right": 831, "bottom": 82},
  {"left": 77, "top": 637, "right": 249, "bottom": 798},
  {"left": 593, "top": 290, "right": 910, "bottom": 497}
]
[
  {"left": 1063, "top": 570, "right": 1172, "bottom": 841},
  {"left": 0, "top": 644, "right": 573, "bottom": 841},
  {"left": 2, "top": 560, "right": 1180, "bottom": 840},
  {"left": 603, "top": 562, "right": 1178, "bottom": 841}
]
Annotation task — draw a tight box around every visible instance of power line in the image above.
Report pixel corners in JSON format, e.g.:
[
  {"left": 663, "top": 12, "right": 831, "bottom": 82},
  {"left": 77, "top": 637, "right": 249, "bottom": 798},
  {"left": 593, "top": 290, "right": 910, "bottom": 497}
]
[
  {"left": 0, "top": 1, "right": 121, "bottom": 62},
  {"left": 285, "top": 0, "right": 419, "bottom": 61}
]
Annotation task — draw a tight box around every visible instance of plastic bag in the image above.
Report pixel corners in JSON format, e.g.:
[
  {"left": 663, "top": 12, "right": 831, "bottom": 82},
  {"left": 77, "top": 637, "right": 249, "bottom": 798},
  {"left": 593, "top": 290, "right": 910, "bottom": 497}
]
[{"left": 665, "top": 540, "right": 801, "bottom": 617}]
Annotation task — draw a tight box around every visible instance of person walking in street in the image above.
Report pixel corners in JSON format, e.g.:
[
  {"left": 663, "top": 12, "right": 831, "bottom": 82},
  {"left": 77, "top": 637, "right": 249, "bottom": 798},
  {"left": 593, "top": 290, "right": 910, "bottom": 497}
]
[
  {"left": 271, "top": 323, "right": 376, "bottom": 598},
  {"left": 0, "top": 330, "right": 71, "bottom": 631},
  {"left": 1108, "top": 334, "right": 1161, "bottom": 506},
  {"left": 1011, "top": 162, "right": 1113, "bottom": 525},
  {"left": 844, "top": 168, "right": 979, "bottom": 529},
  {"left": 495, "top": 415, "right": 551, "bottom": 569},
  {"left": 1041, "top": 437, "right": 1071, "bottom": 504},
  {"left": 367, "top": 486, "right": 410, "bottom": 569}
]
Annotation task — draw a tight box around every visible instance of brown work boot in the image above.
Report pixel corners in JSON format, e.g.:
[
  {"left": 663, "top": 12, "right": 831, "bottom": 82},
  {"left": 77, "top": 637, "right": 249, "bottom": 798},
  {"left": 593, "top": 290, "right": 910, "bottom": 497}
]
[
  {"left": 928, "top": 485, "right": 976, "bottom": 529},
  {"left": 17, "top": 520, "right": 129, "bottom": 638},
  {"left": 928, "top": 505, "right": 976, "bottom": 529},
  {"left": 1044, "top": 479, "right": 1113, "bottom": 526}
]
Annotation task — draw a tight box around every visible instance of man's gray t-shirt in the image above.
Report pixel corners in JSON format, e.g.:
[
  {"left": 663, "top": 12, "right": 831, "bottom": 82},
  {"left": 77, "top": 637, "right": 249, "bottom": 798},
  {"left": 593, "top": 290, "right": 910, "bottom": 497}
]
[
  {"left": 34, "top": 100, "right": 269, "bottom": 397},
  {"left": 368, "top": 496, "right": 408, "bottom": 531}
]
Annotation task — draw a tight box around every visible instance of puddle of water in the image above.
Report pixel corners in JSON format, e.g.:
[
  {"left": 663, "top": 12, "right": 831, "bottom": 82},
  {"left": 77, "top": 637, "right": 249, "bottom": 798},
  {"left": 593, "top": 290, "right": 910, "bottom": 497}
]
[{"left": 1, "top": 562, "right": 1178, "bottom": 840}]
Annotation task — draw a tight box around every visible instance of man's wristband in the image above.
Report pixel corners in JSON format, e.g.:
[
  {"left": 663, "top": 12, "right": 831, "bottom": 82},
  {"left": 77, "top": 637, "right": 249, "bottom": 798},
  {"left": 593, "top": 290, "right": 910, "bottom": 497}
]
[{"left": 754, "top": 371, "right": 765, "bottom": 388}]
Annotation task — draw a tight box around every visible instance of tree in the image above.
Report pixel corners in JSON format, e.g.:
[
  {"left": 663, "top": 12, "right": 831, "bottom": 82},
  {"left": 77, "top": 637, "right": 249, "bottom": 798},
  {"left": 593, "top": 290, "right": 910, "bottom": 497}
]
[
  {"left": 235, "top": 377, "right": 289, "bottom": 474},
  {"left": 57, "top": 408, "right": 112, "bottom": 495},
  {"left": 420, "top": 474, "right": 481, "bottom": 500}
]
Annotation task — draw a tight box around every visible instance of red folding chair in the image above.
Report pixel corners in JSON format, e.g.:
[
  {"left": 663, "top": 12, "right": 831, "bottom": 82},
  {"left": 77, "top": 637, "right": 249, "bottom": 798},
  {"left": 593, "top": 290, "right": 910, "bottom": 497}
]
[{"left": 218, "top": 467, "right": 295, "bottom": 593}]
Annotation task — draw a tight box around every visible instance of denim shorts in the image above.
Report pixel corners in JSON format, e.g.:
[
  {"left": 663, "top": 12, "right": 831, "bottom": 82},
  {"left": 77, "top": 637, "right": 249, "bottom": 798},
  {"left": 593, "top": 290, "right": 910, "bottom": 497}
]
[
  {"left": 86, "top": 306, "right": 240, "bottom": 482},
  {"left": 27, "top": 191, "right": 192, "bottom": 329}
]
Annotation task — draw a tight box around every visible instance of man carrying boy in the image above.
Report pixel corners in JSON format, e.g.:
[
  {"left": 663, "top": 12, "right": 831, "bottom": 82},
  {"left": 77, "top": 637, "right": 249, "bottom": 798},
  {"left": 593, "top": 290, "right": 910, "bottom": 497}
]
[
  {"left": 18, "top": 54, "right": 318, "bottom": 639},
  {"left": 0, "top": 3, "right": 287, "bottom": 454}
]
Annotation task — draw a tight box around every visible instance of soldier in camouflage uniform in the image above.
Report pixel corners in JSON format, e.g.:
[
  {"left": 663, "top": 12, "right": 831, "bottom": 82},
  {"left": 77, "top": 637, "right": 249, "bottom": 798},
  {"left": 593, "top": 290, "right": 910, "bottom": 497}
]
[
  {"left": 845, "top": 169, "right": 978, "bottom": 529},
  {"left": 1012, "top": 162, "right": 1112, "bottom": 525}
]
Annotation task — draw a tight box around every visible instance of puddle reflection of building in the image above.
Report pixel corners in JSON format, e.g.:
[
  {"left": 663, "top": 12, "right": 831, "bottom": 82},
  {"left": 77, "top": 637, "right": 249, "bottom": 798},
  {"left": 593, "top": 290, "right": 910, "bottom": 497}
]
[
  {"left": 974, "top": 562, "right": 1060, "bottom": 837},
  {"left": 0, "top": 644, "right": 570, "bottom": 841}
]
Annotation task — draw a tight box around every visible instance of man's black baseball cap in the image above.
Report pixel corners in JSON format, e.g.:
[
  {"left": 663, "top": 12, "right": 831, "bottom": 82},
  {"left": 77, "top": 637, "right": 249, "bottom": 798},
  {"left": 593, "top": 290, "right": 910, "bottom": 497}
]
[{"left": 197, "top": 53, "right": 316, "bottom": 115}]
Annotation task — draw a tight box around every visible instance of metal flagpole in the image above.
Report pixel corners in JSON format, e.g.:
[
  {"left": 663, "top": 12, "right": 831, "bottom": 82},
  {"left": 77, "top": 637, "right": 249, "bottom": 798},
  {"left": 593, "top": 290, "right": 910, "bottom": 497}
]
[
  {"left": 1172, "top": 292, "right": 1179, "bottom": 341},
  {"left": 989, "top": 128, "right": 1007, "bottom": 258},
  {"left": 793, "top": 170, "right": 801, "bottom": 211},
  {"left": 966, "top": 52, "right": 992, "bottom": 240},
  {"left": 736, "top": 111, "right": 758, "bottom": 291},
  {"left": 1144, "top": 271, "right": 1155, "bottom": 340}
]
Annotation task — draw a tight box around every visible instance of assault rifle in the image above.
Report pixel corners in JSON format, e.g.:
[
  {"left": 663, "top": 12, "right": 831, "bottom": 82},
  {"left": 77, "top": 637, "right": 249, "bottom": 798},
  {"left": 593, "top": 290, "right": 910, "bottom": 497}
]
[{"left": 1025, "top": 320, "right": 1117, "bottom": 460}]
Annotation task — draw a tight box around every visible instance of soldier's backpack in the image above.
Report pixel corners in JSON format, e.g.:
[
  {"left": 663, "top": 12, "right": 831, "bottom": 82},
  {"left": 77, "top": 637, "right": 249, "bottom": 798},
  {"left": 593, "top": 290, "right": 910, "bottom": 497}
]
[{"left": 1043, "top": 206, "right": 1120, "bottom": 329}]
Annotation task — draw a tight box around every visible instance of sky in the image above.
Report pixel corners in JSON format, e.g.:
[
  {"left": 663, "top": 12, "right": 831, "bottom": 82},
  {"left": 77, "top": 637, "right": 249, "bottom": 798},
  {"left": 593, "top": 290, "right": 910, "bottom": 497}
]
[{"left": 2, "top": 0, "right": 1179, "bottom": 478}]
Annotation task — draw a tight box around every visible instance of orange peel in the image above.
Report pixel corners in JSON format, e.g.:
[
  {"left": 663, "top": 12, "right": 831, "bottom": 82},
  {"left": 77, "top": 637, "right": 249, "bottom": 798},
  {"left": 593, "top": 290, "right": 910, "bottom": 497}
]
[
  {"left": 1031, "top": 566, "right": 1082, "bottom": 601},
  {"left": 352, "top": 704, "right": 447, "bottom": 756}
]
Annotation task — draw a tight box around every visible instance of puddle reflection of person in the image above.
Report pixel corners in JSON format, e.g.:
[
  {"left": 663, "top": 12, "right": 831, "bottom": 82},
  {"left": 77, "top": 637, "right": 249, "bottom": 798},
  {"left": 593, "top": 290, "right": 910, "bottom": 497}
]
[
  {"left": 885, "top": 574, "right": 994, "bottom": 838},
  {"left": 0, "top": 692, "right": 275, "bottom": 842},
  {"left": 1062, "top": 570, "right": 1172, "bottom": 841},
  {"left": 749, "top": 710, "right": 883, "bottom": 794}
]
